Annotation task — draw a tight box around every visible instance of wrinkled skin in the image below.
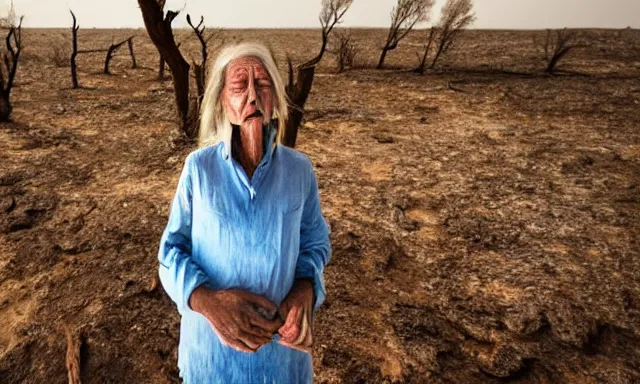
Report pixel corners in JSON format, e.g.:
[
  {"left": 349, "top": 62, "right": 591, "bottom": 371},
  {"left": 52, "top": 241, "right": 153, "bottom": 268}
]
[
  {"left": 190, "top": 287, "right": 283, "bottom": 353},
  {"left": 277, "top": 279, "right": 315, "bottom": 354},
  {"left": 189, "top": 56, "right": 315, "bottom": 354},
  {"left": 223, "top": 56, "right": 274, "bottom": 179}
]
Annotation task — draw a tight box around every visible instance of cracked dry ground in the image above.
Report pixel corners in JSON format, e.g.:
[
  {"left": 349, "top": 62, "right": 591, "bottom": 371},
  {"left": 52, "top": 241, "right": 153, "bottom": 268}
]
[{"left": 1, "top": 29, "right": 639, "bottom": 383}]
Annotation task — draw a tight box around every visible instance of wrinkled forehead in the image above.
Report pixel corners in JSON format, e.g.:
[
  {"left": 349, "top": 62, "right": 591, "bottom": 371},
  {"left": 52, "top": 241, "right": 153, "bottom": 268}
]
[{"left": 225, "top": 56, "right": 269, "bottom": 79}]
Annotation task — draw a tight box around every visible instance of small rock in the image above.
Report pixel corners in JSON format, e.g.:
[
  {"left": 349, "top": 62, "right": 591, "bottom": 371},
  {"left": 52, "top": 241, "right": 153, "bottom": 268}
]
[
  {"left": 477, "top": 345, "right": 524, "bottom": 378},
  {"left": 372, "top": 134, "right": 394, "bottom": 144},
  {"left": 486, "top": 131, "right": 502, "bottom": 142}
]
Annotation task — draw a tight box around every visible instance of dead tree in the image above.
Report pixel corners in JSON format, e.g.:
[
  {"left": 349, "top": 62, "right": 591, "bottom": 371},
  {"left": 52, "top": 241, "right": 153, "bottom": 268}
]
[
  {"left": 104, "top": 36, "right": 135, "bottom": 74},
  {"left": 7, "top": 0, "right": 15, "bottom": 26},
  {"left": 331, "top": 31, "right": 358, "bottom": 73},
  {"left": 415, "top": 0, "right": 475, "bottom": 73},
  {"left": 187, "top": 14, "right": 215, "bottom": 109},
  {"left": 284, "top": 0, "right": 353, "bottom": 147},
  {"left": 377, "top": 0, "right": 434, "bottom": 69},
  {"left": 70, "top": 11, "right": 137, "bottom": 85},
  {"left": 0, "top": 15, "right": 23, "bottom": 121},
  {"left": 158, "top": 41, "right": 183, "bottom": 81},
  {"left": 0, "top": 0, "right": 16, "bottom": 28},
  {"left": 537, "top": 28, "right": 577, "bottom": 74},
  {"left": 70, "top": 11, "right": 79, "bottom": 89},
  {"left": 430, "top": 0, "right": 474, "bottom": 69},
  {"left": 128, "top": 38, "right": 137, "bottom": 68},
  {"left": 138, "top": 0, "right": 195, "bottom": 137}
]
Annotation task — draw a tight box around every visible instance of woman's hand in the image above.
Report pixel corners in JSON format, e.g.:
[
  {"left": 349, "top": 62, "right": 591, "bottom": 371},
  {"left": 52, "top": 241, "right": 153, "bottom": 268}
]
[
  {"left": 277, "top": 279, "right": 315, "bottom": 354},
  {"left": 189, "top": 286, "right": 284, "bottom": 353}
]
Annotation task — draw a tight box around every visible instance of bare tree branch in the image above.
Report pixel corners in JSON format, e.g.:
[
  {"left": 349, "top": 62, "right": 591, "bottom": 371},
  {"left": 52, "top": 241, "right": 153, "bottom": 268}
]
[
  {"left": 103, "top": 36, "right": 135, "bottom": 74},
  {"left": 302, "top": 0, "right": 353, "bottom": 68},
  {"left": 284, "top": 0, "right": 354, "bottom": 147},
  {"left": 70, "top": 10, "right": 80, "bottom": 89},
  {"left": 186, "top": 14, "right": 207, "bottom": 69}
]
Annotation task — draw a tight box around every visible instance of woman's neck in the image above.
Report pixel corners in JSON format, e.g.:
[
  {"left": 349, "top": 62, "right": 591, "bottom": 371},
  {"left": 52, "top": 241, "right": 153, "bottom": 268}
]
[{"left": 231, "top": 124, "right": 263, "bottom": 180}]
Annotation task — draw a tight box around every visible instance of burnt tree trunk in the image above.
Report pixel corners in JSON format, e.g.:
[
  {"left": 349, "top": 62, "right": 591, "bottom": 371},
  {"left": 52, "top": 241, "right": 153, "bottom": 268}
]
[
  {"left": 430, "top": 30, "right": 449, "bottom": 69},
  {"left": 138, "top": 0, "right": 194, "bottom": 137},
  {"left": 284, "top": 60, "right": 316, "bottom": 148},
  {"left": 127, "top": 38, "right": 137, "bottom": 68},
  {"left": 377, "top": 23, "right": 403, "bottom": 70},
  {"left": 542, "top": 29, "right": 576, "bottom": 74},
  {"left": 377, "top": 47, "right": 389, "bottom": 69},
  {"left": 546, "top": 47, "right": 572, "bottom": 74},
  {"left": 377, "top": 38, "right": 399, "bottom": 69},
  {"left": 282, "top": 27, "right": 335, "bottom": 148},
  {"left": 103, "top": 36, "right": 132, "bottom": 75},
  {"left": 279, "top": 1, "right": 353, "bottom": 147},
  {"left": 0, "top": 94, "right": 12, "bottom": 122},
  {"left": 415, "top": 27, "right": 435, "bottom": 74},
  {"left": 158, "top": 55, "right": 165, "bottom": 80},
  {"left": 430, "top": 26, "right": 456, "bottom": 70},
  {"left": 70, "top": 11, "right": 79, "bottom": 89}
]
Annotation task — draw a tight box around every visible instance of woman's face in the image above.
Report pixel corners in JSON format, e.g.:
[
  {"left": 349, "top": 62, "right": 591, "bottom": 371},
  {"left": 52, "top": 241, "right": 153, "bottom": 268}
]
[{"left": 222, "top": 56, "right": 274, "bottom": 131}]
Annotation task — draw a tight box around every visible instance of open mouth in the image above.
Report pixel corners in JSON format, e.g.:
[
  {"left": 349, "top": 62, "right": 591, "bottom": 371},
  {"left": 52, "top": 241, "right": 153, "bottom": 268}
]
[{"left": 245, "top": 110, "right": 263, "bottom": 120}]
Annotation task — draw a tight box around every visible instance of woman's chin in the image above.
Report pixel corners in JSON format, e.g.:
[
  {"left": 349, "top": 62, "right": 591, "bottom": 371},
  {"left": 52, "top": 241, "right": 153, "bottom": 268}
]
[{"left": 241, "top": 119, "right": 264, "bottom": 133}]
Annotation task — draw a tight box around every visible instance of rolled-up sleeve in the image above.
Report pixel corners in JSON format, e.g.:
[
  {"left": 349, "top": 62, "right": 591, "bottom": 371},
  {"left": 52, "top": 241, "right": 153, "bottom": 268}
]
[
  {"left": 158, "top": 153, "right": 210, "bottom": 314},
  {"left": 295, "top": 162, "right": 331, "bottom": 313}
]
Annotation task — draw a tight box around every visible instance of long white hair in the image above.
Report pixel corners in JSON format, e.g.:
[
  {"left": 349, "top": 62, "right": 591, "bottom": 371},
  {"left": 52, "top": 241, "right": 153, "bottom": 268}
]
[{"left": 198, "top": 42, "right": 289, "bottom": 151}]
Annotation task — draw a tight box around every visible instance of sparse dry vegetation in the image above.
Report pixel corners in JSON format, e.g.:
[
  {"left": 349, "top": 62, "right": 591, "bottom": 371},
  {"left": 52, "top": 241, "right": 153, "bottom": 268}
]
[
  {"left": 536, "top": 28, "right": 579, "bottom": 74},
  {"left": 49, "top": 39, "right": 68, "bottom": 68},
  {"left": 0, "top": 3, "right": 639, "bottom": 383},
  {"left": 331, "top": 31, "right": 359, "bottom": 73}
]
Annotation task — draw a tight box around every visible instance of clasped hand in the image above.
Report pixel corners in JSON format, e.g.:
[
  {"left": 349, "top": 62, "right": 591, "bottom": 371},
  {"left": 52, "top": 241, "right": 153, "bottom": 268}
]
[{"left": 189, "top": 279, "right": 314, "bottom": 354}]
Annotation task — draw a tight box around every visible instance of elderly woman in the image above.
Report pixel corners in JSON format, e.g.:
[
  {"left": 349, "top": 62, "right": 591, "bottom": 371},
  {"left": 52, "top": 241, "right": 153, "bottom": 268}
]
[{"left": 157, "top": 42, "right": 331, "bottom": 383}]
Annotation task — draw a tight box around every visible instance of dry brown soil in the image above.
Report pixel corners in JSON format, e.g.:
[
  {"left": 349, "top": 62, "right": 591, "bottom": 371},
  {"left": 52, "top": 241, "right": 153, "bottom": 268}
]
[{"left": 0, "top": 28, "right": 639, "bottom": 383}]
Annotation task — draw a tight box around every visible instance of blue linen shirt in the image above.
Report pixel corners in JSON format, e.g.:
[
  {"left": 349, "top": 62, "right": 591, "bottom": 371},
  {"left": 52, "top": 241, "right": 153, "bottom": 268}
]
[{"left": 157, "top": 124, "right": 331, "bottom": 384}]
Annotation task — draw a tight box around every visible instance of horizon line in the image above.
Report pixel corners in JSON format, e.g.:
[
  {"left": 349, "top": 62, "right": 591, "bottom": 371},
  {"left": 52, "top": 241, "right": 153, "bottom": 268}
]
[{"left": 17, "top": 26, "right": 638, "bottom": 31}]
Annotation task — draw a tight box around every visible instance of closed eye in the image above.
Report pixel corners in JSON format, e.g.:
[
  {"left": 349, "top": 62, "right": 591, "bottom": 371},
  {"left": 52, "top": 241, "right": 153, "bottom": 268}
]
[
  {"left": 229, "top": 83, "right": 246, "bottom": 93},
  {"left": 256, "top": 77, "right": 271, "bottom": 88}
]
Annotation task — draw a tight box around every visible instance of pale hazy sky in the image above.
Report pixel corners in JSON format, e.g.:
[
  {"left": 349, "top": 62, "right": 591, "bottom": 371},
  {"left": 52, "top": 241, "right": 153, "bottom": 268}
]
[{"left": 7, "top": 0, "right": 640, "bottom": 29}]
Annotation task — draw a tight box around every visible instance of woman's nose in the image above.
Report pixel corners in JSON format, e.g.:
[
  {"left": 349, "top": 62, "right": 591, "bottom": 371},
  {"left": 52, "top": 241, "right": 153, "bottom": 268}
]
[{"left": 248, "top": 81, "right": 257, "bottom": 105}]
